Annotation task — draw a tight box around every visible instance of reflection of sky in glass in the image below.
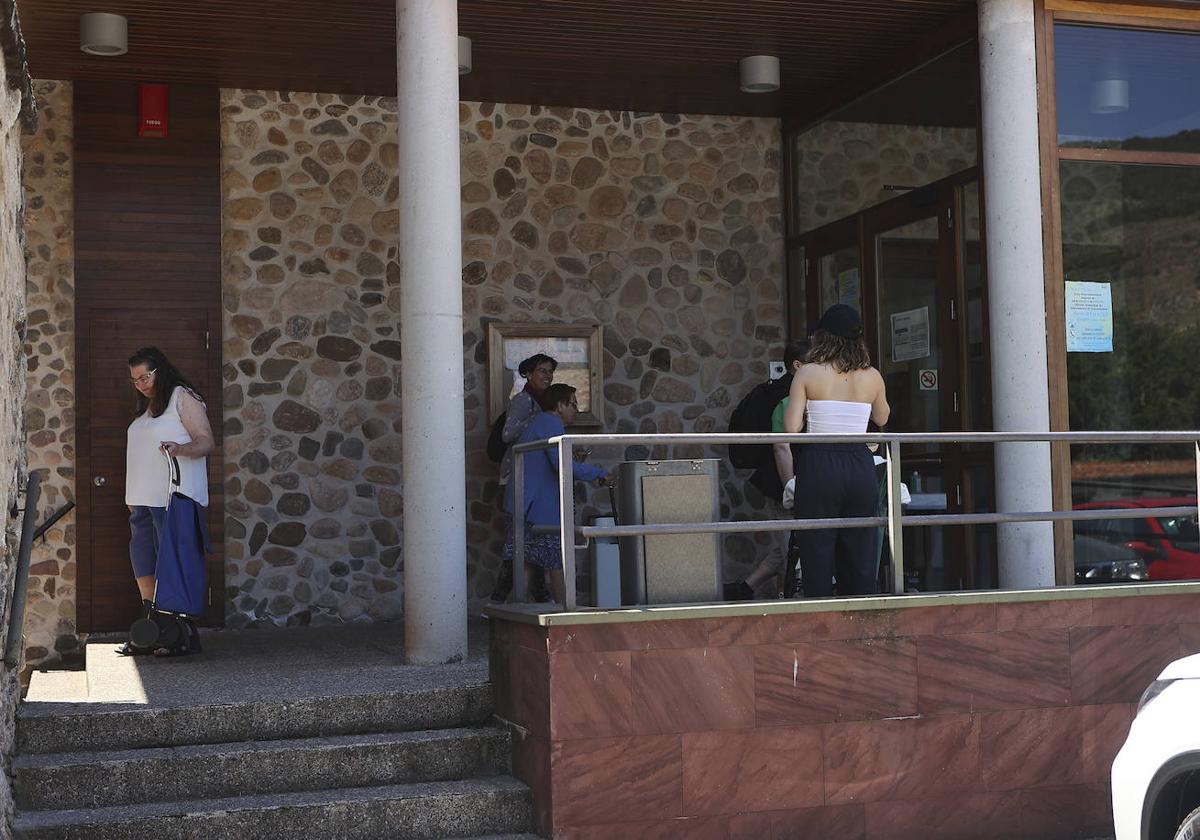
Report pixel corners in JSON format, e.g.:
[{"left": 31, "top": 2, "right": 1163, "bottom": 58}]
[{"left": 1055, "top": 24, "right": 1200, "bottom": 151}]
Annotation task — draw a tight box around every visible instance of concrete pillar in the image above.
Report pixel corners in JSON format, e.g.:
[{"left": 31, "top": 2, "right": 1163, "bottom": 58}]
[
  {"left": 978, "top": 0, "right": 1056, "bottom": 588},
  {"left": 397, "top": 0, "right": 468, "bottom": 663}
]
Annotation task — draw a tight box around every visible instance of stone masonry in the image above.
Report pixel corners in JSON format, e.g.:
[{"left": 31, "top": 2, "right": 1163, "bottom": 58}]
[
  {"left": 20, "top": 80, "right": 74, "bottom": 670},
  {"left": 0, "top": 50, "right": 32, "bottom": 834},
  {"left": 21, "top": 84, "right": 784, "bottom": 645},
  {"left": 790, "top": 120, "right": 977, "bottom": 236}
]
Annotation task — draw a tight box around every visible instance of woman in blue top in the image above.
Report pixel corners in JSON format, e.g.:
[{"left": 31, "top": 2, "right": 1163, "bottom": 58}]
[{"left": 504, "top": 383, "right": 607, "bottom": 606}]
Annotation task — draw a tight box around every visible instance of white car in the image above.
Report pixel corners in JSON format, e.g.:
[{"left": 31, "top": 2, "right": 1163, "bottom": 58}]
[{"left": 1112, "top": 653, "right": 1200, "bottom": 839}]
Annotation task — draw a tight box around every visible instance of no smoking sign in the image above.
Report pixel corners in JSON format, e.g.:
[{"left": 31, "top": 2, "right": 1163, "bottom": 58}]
[{"left": 918, "top": 369, "right": 938, "bottom": 391}]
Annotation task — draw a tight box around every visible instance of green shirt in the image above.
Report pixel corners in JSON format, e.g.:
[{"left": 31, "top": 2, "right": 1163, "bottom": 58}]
[{"left": 771, "top": 396, "right": 788, "bottom": 434}]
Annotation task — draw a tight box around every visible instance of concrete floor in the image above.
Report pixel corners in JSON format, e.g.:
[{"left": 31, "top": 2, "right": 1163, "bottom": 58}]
[{"left": 24, "top": 620, "right": 491, "bottom": 709}]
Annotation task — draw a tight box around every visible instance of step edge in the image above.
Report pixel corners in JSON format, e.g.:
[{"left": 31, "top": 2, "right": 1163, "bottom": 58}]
[
  {"left": 13, "top": 776, "right": 530, "bottom": 829},
  {"left": 13, "top": 726, "right": 509, "bottom": 769}
]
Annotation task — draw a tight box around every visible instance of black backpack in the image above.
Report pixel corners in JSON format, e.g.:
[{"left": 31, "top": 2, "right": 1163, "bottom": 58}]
[
  {"left": 486, "top": 412, "right": 509, "bottom": 463},
  {"left": 728, "top": 375, "right": 791, "bottom": 470}
]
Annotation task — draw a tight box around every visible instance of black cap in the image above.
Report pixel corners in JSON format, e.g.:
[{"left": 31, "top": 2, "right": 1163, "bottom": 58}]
[{"left": 817, "top": 304, "right": 864, "bottom": 340}]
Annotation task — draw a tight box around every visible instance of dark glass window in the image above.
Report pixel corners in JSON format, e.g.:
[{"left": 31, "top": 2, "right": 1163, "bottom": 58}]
[
  {"left": 1061, "top": 161, "right": 1200, "bottom": 506},
  {"left": 1055, "top": 24, "right": 1200, "bottom": 153}
]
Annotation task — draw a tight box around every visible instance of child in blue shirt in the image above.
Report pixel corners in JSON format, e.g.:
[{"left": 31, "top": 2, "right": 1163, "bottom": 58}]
[{"left": 503, "top": 383, "right": 607, "bottom": 606}]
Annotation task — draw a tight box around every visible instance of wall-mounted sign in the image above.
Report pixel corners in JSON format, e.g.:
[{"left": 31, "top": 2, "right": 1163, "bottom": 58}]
[
  {"left": 918, "top": 369, "right": 939, "bottom": 391},
  {"left": 138, "top": 84, "right": 169, "bottom": 138},
  {"left": 891, "top": 306, "right": 930, "bottom": 363},
  {"left": 1065, "top": 280, "right": 1113, "bottom": 353}
]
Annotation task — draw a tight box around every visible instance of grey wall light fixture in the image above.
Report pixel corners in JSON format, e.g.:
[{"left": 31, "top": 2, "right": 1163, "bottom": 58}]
[
  {"left": 740, "top": 55, "right": 780, "bottom": 93},
  {"left": 458, "top": 36, "right": 472, "bottom": 75},
  {"left": 80, "top": 12, "right": 128, "bottom": 56}
]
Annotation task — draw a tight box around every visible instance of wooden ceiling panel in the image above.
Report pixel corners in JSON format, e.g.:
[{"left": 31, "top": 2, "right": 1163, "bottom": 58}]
[{"left": 18, "top": 0, "right": 976, "bottom": 117}]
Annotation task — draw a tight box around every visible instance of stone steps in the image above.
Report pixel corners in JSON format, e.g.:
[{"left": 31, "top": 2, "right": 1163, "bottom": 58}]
[
  {"left": 12, "top": 776, "right": 533, "bottom": 840},
  {"left": 14, "top": 627, "right": 533, "bottom": 839},
  {"left": 17, "top": 683, "right": 494, "bottom": 754},
  {"left": 14, "top": 727, "right": 511, "bottom": 810}
]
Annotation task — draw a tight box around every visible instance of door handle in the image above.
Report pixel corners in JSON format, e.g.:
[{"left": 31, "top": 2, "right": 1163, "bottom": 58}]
[{"left": 93, "top": 476, "right": 106, "bottom": 487}]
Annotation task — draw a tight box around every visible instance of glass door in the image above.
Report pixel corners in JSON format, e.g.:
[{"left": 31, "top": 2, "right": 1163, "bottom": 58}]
[
  {"left": 792, "top": 170, "right": 996, "bottom": 591},
  {"left": 870, "top": 201, "right": 964, "bottom": 592}
]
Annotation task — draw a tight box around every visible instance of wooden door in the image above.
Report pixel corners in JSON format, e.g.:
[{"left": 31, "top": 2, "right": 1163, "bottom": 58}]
[
  {"left": 76, "top": 310, "right": 223, "bottom": 630},
  {"left": 73, "top": 81, "right": 223, "bottom": 632}
]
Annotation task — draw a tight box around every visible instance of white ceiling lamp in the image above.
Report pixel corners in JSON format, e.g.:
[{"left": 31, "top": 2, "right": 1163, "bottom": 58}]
[
  {"left": 80, "top": 12, "right": 128, "bottom": 56},
  {"left": 1091, "top": 57, "right": 1129, "bottom": 115},
  {"left": 458, "top": 36, "right": 472, "bottom": 76},
  {"left": 739, "top": 55, "right": 780, "bottom": 94}
]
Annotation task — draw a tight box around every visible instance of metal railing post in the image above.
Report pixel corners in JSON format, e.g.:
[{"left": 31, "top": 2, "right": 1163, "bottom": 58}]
[
  {"left": 4, "top": 471, "right": 41, "bottom": 668},
  {"left": 512, "top": 447, "right": 526, "bottom": 603},
  {"left": 558, "top": 437, "right": 576, "bottom": 610},
  {"left": 885, "top": 439, "right": 905, "bottom": 595}
]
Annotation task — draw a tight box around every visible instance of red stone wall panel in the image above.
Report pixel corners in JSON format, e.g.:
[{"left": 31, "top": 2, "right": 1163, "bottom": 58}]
[
  {"left": 492, "top": 590, "right": 1200, "bottom": 838},
  {"left": 754, "top": 639, "right": 918, "bottom": 725}
]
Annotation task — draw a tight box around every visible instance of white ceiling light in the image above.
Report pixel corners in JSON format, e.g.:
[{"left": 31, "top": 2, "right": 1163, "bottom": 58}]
[
  {"left": 1091, "top": 78, "right": 1129, "bottom": 115},
  {"left": 80, "top": 13, "right": 128, "bottom": 56},
  {"left": 458, "top": 36, "right": 472, "bottom": 76},
  {"left": 739, "top": 55, "right": 780, "bottom": 94}
]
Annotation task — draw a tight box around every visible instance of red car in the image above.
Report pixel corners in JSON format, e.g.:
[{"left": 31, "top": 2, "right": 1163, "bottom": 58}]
[{"left": 1073, "top": 497, "right": 1200, "bottom": 581}]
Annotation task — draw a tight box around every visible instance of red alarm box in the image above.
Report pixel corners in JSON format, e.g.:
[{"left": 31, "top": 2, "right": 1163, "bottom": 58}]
[{"left": 138, "top": 84, "right": 168, "bottom": 138}]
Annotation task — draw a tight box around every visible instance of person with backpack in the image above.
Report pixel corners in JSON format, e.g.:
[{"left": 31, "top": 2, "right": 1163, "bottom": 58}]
[
  {"left": 725, "top": 339, "right": 810, "bottom": 600},
  {"left": 488, "top": 353, "right": 556, "bottom": 602}
]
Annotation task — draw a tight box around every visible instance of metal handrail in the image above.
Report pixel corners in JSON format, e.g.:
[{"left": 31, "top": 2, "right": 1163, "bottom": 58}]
[{"left": 508, "top": 430, "right": 1200, "bottom": 610}]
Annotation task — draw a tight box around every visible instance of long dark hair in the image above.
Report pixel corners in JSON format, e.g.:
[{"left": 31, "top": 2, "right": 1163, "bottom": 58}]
[
  {"left": 128, "top": 346, "right": 203, "bottom": 418},
  {"left": 805, "top": 330, "right": 872, "bottom": 374}
]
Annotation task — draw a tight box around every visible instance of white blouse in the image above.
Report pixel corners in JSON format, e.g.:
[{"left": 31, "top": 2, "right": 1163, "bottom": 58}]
[
  {"left": 125, "top": 386, "right": 209, "bottom": 508},
  {"left": 805, "top": 399, "right": 873, "bottom": 435}
]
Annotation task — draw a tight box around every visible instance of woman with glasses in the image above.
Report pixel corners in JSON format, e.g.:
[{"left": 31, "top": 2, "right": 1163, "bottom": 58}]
[
  {"left": 504, "top": 384, "right": 607, "bottom": 607},
  {"left": 491, "top": 353, "right": 557, "bottom": 602},
  {"left": 119, "top": 346, "right": 214, "bottom": 656}
]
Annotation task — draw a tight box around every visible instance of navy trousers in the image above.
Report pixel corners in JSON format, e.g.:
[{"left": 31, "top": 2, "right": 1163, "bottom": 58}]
[{"left": 791, "top": 444, "right": 880, "bottom": 597}]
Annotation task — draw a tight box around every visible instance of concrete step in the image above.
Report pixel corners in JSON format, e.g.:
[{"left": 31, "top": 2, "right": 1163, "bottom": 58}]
[
  {"left": 13, "top": 776, "right": 532, "bottom": 840},
  {"left": 15, "top": 727, "right": 511, "bottom": 811},
  {"left": 18, "top": 683, "right": 494, "bottom": 754}
]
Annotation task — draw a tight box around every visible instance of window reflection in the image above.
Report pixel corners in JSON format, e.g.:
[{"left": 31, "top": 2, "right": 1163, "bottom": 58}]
[
  {"left": 1056, "top": 24, "right": 1200, "bottom": 153},
  {"left": 1061, "top": 160, "right": 1200, "bottom": 582}
]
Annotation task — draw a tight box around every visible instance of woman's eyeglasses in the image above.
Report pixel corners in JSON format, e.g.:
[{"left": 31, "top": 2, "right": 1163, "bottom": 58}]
[{"left": 130, "top": 370, "right": 156, "bottom": 386}]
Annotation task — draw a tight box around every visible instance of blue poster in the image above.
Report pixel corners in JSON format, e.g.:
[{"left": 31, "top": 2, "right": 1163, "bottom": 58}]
[{"left": 1065, "top": 281, "right": 1113, "bottom": 353}]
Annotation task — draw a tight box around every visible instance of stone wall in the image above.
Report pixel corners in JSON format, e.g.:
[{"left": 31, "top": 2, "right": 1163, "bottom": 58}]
[
  {"left": 20, "top": 85, "right": 784, "bottom": 641},
  {"left": 456, "top": 103, "right": 784, "bottom": 600},
  {"left": 0, "top": 53, "right": 32, "bottom": 834},
  {"left": 220, "top": 90, "right": 405, "bottom": 628},
  {"left": 222, "top": 93, "right": 784, "bottom": 623},
  {"left": 20, "top": 80, "right": 74, "bottom": 670},
  {"left": 790, "top": 120, "right": 977, "bottom": 236},
  {"left": 491, "top": 588, "right": 1199, "bottom": 838}
]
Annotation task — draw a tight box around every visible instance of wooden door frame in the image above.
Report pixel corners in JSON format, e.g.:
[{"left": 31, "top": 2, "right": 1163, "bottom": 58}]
[
  {"left": 792, "top": 167, "right": 995, "bottom": 589},
  {"left": 1033, "top": 0, "right": 1200, "bottom": 584}
]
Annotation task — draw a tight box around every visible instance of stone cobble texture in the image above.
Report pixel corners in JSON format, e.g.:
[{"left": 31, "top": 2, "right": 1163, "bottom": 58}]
[
  {"left": 1, "top": 57, "right": 33, "bottom": 834},
  {"left": 790, "top": 120, "right": 976, "bottom": 235},
  {"left": 455, "top": 102, "right": 785, "bottom": 602},
  {"left": 20, "top": 80, "right": 76, "bottom": 670},
  {"left": 22, "top": 84, "right": 786, "bottom": 636}
]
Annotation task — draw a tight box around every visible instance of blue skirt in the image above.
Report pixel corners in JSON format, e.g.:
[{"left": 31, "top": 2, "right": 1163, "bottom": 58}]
[{"left": 502, "top": 521, "right": 563, "bottom": 570}]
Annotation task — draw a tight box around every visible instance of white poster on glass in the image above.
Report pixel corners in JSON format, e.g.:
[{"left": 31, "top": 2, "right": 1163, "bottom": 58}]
[
  {"left": 891, "top": 306, "right": 931, "bottom": 363},
  {"left": 1065, "top": 280, "right": 1114, "bottom": 353}
]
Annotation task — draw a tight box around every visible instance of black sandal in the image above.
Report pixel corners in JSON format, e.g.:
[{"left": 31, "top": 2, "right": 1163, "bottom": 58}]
[{"left": 115, "top": 640, "right": 152, "bottom": 656}]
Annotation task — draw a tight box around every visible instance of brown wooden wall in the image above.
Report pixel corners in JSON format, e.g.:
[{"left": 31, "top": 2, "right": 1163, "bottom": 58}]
[{"left": 74, "top": 81, "right": 224, "bottom": 631}]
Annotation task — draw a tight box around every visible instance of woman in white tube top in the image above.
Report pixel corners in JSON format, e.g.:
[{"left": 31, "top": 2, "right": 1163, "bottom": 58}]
[{"left": 783, "top": 304, "right": 890, "bottom": 597}]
